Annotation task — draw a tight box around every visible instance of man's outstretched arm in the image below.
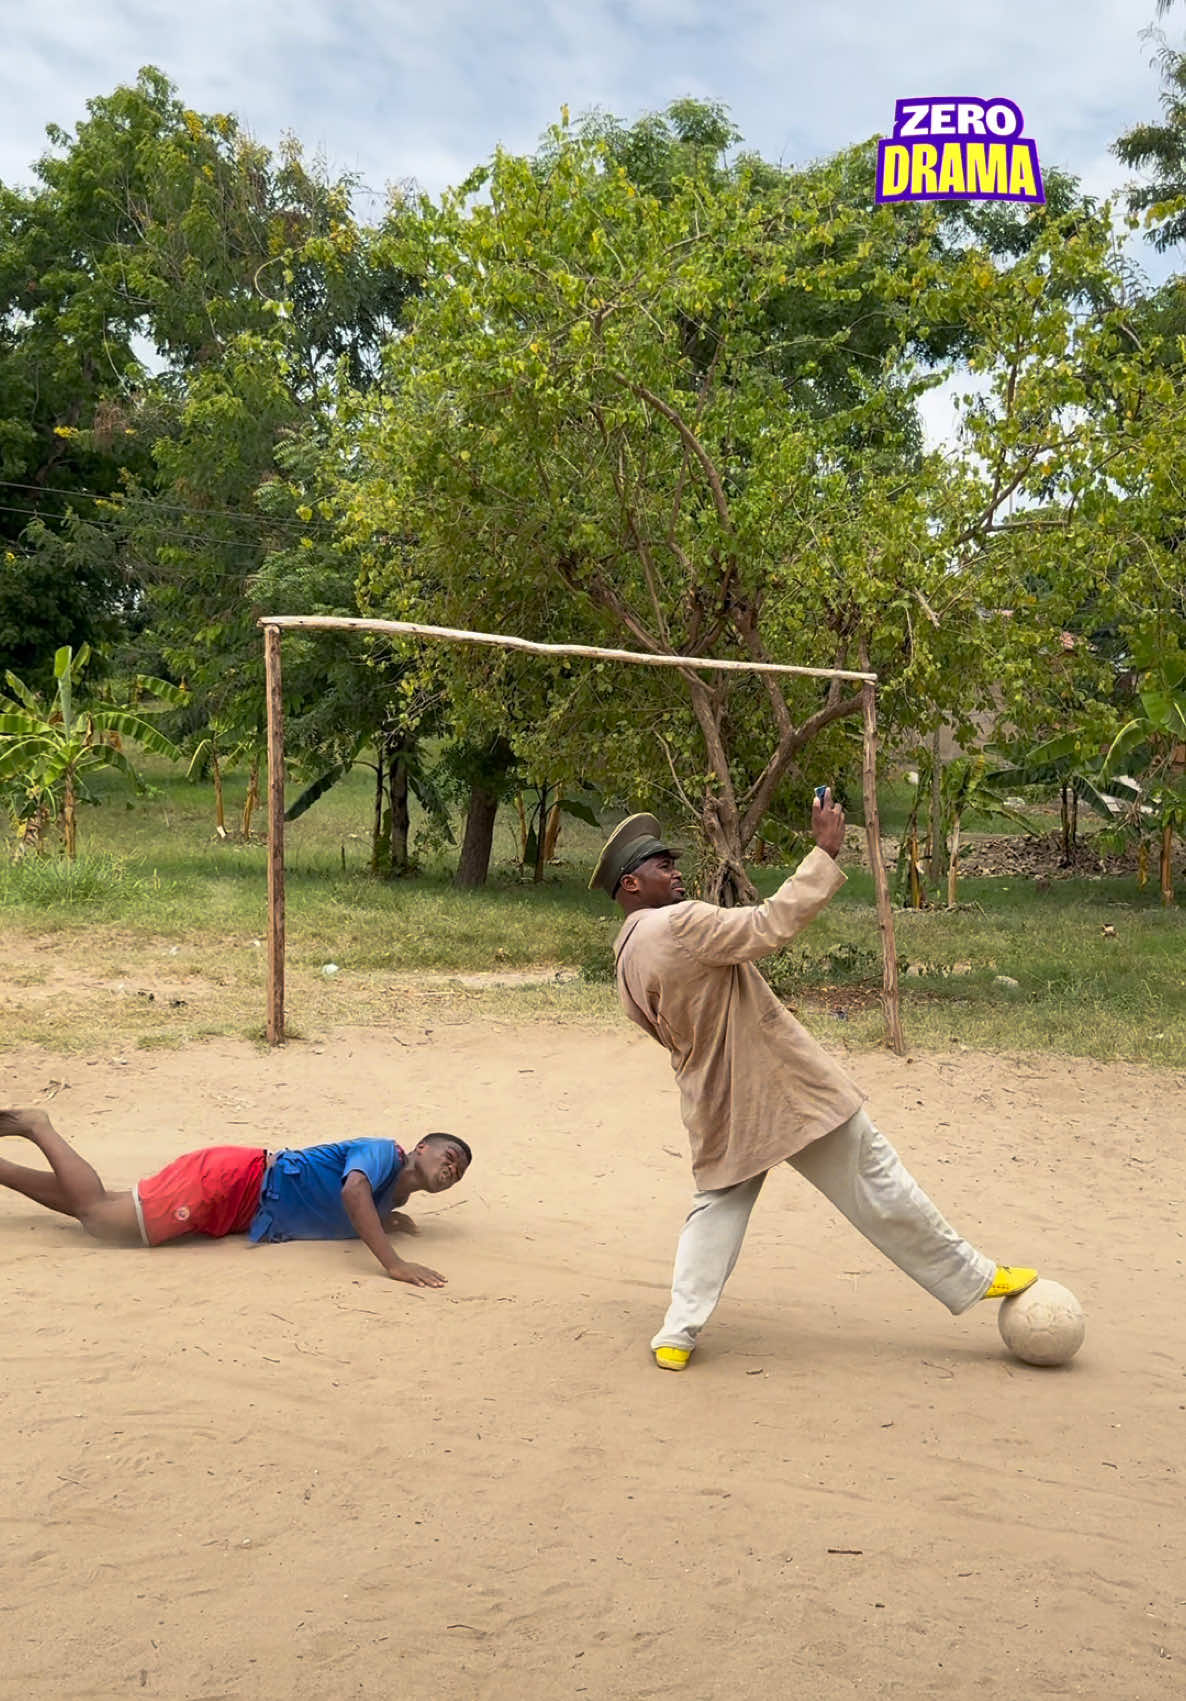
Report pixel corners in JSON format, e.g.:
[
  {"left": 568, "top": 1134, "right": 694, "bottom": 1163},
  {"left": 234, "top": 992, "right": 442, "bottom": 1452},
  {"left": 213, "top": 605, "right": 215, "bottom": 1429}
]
[
  {"left": 671, "top": 793, "right": 848, "bottom": 967},
  {"left": 341, "top": 1172, "right": 445, "bottom": 1287}
]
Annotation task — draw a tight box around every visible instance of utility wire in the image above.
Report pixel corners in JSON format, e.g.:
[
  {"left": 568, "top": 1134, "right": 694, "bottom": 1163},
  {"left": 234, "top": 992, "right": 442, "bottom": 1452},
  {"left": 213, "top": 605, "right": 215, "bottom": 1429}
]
[
  {"left": 0, "top": 499, "right": 334, "bottom": 561},
  {"left": 0, "top": 478, "right": 338, "bottom": 537}
]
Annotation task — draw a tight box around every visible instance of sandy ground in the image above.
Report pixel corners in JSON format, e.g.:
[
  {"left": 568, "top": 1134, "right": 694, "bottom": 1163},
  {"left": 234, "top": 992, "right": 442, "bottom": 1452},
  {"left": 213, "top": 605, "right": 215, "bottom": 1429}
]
[{"left": 1, "top": 1021, "right": 1184, "bottom": 1701}]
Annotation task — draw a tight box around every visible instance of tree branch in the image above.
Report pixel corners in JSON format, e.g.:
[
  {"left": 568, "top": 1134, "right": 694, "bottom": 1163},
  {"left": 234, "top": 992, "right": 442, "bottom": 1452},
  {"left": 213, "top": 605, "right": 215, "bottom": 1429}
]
[
  {"left": 684, "top": 673, "right": 740, "bottom": 829},
  {"left": 739, "top": 685, "right": 864, "bottom": 843},
  {"left": 654, "top": 729, "right": 695, "bottom": 813},
  {"left": 556, "top": 552, "right": 678, "bottom": 666},
  {"left": 612, "top": 445, "right": 672, "bottom": 647},
  {"left": 604, "top": 370, "right": 734, "bottom": 537},
  {"left": 731, "top": 594, "right": 794, "bottom": 744}
]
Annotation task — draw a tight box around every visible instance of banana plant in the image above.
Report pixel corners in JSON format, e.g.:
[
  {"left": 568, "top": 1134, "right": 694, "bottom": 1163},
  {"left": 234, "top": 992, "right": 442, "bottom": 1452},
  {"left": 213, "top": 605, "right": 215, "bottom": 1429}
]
[
  {"left": 985, "top": 732, "right": 1126, "bottom": 864},
  {"left": 0, "top": 646, "right": 185, "bottom": 859},
  {"left": 893, "top": 752, "right": 1037, "bottom": 908},
  {"left": 1101, "top": 647, "right": 1186, "bottom": 906},
  {"left": 516, "top": 780, "right": 601, "bottom": 883},
  {"left": 941, "top": 755, "right": 1037, "bottom": 908},
  {"left": 187, "top": 722, "right": 263, "bottom": 839}
]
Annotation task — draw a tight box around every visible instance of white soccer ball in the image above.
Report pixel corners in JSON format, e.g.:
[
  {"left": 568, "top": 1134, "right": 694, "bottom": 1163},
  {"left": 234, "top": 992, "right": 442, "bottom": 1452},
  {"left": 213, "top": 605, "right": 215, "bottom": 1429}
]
[{"left": 998, "top": 1279, "right": 1085, "bottom": 1367}]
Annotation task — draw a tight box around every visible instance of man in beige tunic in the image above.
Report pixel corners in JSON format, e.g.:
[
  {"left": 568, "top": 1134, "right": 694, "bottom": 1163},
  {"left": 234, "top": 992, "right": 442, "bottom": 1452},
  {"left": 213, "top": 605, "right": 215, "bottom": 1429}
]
[{"left": 591, "top": 794, "right": 1036, "bottom": 1371}]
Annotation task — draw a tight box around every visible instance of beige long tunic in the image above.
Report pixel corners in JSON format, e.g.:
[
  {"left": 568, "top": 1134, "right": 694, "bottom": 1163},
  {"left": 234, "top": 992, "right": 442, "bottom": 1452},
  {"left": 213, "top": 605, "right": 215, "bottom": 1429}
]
[{"left": 614, "top": 845, "right": 865, "bottom": 1190}]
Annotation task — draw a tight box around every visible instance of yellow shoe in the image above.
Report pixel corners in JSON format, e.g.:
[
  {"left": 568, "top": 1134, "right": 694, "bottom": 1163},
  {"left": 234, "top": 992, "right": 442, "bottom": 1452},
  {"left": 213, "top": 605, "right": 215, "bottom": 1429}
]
[
  {"left": 982, "top": 1266, "right": 1038, "bottom": 1300},
  {"left": 654, "top": 1346, "right": 693, "bottom": 1372}
]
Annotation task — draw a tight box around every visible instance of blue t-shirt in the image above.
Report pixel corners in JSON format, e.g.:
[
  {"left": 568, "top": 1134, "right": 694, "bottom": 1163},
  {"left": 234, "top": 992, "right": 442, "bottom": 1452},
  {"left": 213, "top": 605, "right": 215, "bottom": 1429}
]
[{"left": 248, "top": 1138, "right": 404, "bottom": 1244}]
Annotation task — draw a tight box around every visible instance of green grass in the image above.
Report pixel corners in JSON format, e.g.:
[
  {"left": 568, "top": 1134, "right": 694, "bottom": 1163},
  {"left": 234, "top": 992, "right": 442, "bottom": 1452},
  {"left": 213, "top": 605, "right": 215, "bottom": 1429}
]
[
  {"left": 0, "top": 848, "right": 172, "bottom": 909},
  {"left": 757, "top": 866, "right": 1186, "bottom": 1066},
  {"left": 1, "top": 757, "right": 1183, "bottom": 1066}
]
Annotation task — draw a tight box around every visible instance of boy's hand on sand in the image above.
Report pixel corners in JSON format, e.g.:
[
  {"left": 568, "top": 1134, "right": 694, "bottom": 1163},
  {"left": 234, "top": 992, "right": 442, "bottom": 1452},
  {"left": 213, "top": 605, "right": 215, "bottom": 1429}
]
[{"left": 386, "top": 1260, "right": 446, "bottom": 1288}]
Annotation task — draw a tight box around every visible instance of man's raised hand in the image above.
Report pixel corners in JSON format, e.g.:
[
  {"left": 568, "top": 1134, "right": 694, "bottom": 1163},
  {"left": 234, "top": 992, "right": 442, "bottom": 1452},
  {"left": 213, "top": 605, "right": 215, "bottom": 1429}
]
[{"left": 811, "top": 787, "right": 846, "bottom": 860}]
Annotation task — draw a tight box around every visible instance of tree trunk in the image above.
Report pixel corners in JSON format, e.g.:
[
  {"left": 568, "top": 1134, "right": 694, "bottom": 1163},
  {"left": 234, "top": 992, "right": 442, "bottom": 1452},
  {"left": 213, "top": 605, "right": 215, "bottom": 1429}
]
[
  {"left": 241, "top": 754, "right": 260, "bottom": 840},
  {"left": 371, "top": 751, "right": 385, "bottom": 874},
  {"left": 1059, "top": 782, "right": 1080, "bottom": 865},
  {"left": 861, "top": 678, "right": 905, "bottom": 1055},
  {"left": 1160, "top": 821, "right": 1174, "bottom": 907},
  {"left": 700, "top": 792, "right": 758, "bottom": 906},
  {"left": 1059, "top": 783, "right": 1081, "bottom": 864},
  {"left": 1137, "top": 840, "right": 1148, "bottom": 890},
  {"left": 454, "top": 782, "right": 500, "bottom": 888},
  {"left": 946, "top": 815, "right": 962, "bottom": 908},
  {"left": 533, "top": 784, "right": 549, "bottom": 884},
  {"left": 678, "top": 673, "right": 754, "bottom": 905},
  {"left": 388, "top": 752, "right": 410, "bottom": 875},
  {"left": 927, "top": 724, "right": 945, "bottom": 883}
]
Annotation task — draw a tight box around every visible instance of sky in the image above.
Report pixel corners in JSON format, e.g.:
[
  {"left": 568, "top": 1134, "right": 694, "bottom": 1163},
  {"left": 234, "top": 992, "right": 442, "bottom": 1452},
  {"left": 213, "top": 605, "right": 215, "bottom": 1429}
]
[{"left": 0, "top": 0, "right": 1178, "bottom": 442}]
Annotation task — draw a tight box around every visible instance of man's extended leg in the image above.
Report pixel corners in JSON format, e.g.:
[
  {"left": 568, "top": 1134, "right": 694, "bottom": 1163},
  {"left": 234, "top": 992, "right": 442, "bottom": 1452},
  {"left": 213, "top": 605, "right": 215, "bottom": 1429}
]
[
  {"left": 651, "top": 1172, "right": 766, "bottom": 1363},
  {"left": 0, "top": 1109, "right": 140, "bottom": 1241},
  {"left": 789, "top": 1107, "right": 995, "bottom": 1314}
]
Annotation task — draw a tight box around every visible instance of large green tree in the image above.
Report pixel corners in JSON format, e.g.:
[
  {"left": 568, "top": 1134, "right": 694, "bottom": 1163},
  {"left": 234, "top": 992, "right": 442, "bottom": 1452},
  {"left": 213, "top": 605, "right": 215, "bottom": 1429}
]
[
  {"left": 343, "top": 115, "right": 1139, "bottom": 899},
  {"left": 2, "top": 69, "right": 419, "bottom": 838}
]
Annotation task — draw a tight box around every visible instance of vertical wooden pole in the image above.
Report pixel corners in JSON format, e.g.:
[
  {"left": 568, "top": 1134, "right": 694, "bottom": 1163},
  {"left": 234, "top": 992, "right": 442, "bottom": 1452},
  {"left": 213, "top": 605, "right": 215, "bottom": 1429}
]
[
  {"left": 264, "top": 624, "right": 285, "bottom": 1046},
  {"left": 861, "top": 680, "right": 905, "bottom": 1055}
]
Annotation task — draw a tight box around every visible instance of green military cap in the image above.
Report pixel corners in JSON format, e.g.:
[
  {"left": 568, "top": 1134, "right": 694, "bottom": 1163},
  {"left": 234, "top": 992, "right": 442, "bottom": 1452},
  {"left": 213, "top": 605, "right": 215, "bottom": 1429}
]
[{"left": 588, "top": 812, "right": 679, "bottom": 897}]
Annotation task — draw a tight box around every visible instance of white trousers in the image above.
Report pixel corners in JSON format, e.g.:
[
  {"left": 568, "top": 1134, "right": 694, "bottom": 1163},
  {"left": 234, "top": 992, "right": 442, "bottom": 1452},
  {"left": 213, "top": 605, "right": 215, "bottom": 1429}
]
[{"left": 651, "top": 1108, "right": 995, "bottom": 1351}]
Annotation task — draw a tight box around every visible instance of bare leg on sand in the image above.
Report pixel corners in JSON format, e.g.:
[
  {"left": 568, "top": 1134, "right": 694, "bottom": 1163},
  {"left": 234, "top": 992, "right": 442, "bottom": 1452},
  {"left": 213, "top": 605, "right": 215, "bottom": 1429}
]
[{"left": 0, "top": 1109, "right": 140, "bottom": 1242}]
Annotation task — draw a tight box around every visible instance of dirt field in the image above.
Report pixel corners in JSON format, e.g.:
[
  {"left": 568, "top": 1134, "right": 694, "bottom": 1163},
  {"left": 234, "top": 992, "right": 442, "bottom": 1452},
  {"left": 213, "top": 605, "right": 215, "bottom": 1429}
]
[{"left": 2, "top": 1021, "right": 1183, "bottom": 1700}]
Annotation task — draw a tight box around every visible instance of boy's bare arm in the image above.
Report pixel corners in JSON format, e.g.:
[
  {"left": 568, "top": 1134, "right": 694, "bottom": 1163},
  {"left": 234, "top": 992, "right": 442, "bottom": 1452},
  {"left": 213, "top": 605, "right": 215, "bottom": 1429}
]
[{"left": 341, "top": 1173, "right": 444, "bottom": 1287}]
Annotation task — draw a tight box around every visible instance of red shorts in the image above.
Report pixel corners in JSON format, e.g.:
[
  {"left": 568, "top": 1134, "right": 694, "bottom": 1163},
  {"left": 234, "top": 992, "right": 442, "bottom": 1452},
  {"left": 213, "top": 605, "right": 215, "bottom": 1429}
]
[{"left": 133, "top": 1146, "right": 267, "bottom": 1247}]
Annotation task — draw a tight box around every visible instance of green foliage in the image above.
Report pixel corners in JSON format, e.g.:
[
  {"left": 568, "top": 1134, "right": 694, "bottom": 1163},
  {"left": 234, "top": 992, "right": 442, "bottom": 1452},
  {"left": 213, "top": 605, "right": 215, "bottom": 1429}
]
[
  {"left": 1097, "top": 639, "right": 1186, "bottom": 898},
  {"left": 0, "top": 645, "right": 184, "bottom": 856},
  {"left": 4, "top": 70, "right": 1183, "bottom": 905},
  {"left": 763, "top": 938, "right": 883, "bottom": 996},
  {"left": 1115, "top": 34, "right": 1186, "bottom": 251},
  {"left": 345, "top": 107, "right": 1144, "bottom": 899},
  {"left": 1, "top": 66, "right": 417, "bottom": 826}
]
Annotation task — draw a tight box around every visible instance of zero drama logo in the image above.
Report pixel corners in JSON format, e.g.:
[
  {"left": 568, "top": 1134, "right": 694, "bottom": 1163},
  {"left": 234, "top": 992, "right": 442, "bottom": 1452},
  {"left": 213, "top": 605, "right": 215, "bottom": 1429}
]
[{"left": 876, "top": 98, "right": 1044, "bottom": 205}]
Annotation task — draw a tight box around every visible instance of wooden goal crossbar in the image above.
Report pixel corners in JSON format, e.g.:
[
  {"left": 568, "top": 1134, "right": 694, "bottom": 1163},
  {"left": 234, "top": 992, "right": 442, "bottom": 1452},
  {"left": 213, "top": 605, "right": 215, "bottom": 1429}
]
[
  {"left": 258, "top": 615, "right": 903, "bottom": 1052},
  {"left": 259, "top": 614, "right": 878, "bottom": 683}
]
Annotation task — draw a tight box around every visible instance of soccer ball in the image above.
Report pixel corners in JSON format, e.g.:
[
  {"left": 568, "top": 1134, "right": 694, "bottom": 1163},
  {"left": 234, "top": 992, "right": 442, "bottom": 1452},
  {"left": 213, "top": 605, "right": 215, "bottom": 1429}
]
[{"left": 998, "top": 1279, "right": 1085, "bottom": 1367}]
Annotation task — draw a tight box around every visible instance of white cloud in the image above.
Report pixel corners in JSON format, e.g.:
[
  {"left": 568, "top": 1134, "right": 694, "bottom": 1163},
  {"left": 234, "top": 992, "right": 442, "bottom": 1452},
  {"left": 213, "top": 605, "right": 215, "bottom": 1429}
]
[
  {"left": 0, "top": 0, "right": 1171, "bottom": 207},
  {"left": 2, "top": 0, "right": 1177, "bottom": 440}
]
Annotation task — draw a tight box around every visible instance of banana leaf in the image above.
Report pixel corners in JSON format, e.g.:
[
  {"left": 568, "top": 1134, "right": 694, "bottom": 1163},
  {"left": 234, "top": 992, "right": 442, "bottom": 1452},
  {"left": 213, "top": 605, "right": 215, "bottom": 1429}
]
[
  {"left": 556, "top": 797, "right": 600, "bottom": 827},
  {"left": 88, "top": 710, "right": 183, "bottom": 762},
  {"left": 285, "top": 760, "right": 355, "bottom": 822}
]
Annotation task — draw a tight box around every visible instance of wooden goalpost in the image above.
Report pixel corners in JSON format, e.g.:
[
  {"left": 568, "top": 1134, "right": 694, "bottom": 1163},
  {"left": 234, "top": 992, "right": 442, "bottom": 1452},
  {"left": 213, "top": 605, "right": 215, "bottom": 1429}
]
[{"left": 259, "top": 615, "right": 905, "bottom": 1053}]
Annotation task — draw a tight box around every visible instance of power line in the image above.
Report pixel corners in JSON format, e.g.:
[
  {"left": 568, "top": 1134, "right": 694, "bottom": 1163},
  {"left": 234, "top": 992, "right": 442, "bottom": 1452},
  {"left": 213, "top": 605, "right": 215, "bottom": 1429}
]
[
  {"left": 0, "top": 478, "right": 337, "bottom": 538},
  {"left": 0, "top": 498, "right": 332, "bottom": 563}
]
